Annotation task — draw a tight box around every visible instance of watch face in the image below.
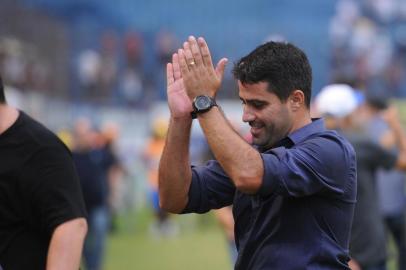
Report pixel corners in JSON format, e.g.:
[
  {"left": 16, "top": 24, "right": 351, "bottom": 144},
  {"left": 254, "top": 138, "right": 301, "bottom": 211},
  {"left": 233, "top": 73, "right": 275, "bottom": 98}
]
[{"left": 195, "top": 96, "right": 211, "bottom": 110}]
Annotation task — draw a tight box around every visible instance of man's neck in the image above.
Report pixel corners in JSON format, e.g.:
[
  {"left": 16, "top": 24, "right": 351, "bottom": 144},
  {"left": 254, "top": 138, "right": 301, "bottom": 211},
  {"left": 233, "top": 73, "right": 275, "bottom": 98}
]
[
  {"left": 0, "top": 104, "right": 19, "bottom": 135},
  {"left": 289, "top": 110, "right": 312, "bottom": 134}
]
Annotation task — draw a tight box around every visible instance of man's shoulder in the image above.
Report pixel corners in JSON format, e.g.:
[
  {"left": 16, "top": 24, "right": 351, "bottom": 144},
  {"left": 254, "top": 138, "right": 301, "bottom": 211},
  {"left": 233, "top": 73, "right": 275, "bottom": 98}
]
[
  {"left": 19, "top": 112, "right": 69, "bottom": 153},
  {"left": 303, "top": 129, "right": 355, "bottom": 155},
  {"left": 9, "top": 113, "right": 72, "bottom": 169},
  {"left": 297, "top": 130, "right": 357, "bottom": 175}
]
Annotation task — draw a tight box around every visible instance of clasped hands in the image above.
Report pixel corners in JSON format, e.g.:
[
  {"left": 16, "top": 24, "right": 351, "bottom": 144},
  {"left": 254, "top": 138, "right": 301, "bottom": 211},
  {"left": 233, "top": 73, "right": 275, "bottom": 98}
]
[{"left": 166, "top": 36, "right": 228, "bottom": 119}]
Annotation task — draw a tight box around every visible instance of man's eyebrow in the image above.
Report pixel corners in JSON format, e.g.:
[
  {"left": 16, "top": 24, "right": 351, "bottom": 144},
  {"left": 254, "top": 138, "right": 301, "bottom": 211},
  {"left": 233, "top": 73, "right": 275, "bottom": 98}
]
[{"left": 239, "top": 97, "right": 268, "bottom": 104}]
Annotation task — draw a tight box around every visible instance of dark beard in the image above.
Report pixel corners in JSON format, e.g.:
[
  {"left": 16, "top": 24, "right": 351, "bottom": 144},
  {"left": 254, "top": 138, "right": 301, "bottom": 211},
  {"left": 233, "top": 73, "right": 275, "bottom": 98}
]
[{"left": 256, "top": 133, "right": 292, "bottom": 153}]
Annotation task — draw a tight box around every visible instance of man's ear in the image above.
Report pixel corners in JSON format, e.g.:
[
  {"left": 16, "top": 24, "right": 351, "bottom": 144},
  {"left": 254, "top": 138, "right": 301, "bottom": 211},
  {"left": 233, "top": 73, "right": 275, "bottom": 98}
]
[{"left": 289, "top": 90, "right": 305, "bottom": 111}]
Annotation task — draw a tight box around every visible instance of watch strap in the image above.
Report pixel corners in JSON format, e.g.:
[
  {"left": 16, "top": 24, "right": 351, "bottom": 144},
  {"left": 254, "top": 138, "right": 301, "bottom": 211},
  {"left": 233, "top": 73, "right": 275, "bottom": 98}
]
[{"left": 191, "top": 95, "right": 217, "bottom": 119}]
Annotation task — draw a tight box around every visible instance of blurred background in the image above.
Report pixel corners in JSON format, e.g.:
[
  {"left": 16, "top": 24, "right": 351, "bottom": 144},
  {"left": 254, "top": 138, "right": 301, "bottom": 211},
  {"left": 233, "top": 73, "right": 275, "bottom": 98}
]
[{"left": 2, "top": 0, "right": 406, "bottom": 269}]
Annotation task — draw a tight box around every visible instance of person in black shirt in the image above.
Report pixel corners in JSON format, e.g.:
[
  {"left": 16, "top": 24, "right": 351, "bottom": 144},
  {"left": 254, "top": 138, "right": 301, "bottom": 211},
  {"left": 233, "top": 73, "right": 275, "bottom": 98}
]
[{"left": 0, "top": 76, "right": 88, "bottom": 270}]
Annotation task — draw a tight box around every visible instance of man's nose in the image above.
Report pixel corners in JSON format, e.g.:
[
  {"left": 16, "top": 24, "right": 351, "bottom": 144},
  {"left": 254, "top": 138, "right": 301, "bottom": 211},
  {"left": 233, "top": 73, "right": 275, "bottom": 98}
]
[{"left": 242, "top": 106, "right": 255, "bottom": 123}]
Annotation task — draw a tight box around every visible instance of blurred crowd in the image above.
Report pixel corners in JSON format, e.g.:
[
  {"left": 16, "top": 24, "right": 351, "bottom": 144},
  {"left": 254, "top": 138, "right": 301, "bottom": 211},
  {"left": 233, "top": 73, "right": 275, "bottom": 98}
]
[
  {"left": 3, "top": 0, "right": 406, "bottom": 269},
  {"left": 76, "top": 30, "right": 174, "bottom": 106},
  {"left": 329, "top": 0, "right": 406, "bottom": 97},
  {"left": 75, "top": 29, "right": 240, "bottom": 105},
  {"left": 3, "top": 0, "right": 406, "bottom": 105},
  {"left": 0, "top": 37, "right": 51, "bottom": 94}
]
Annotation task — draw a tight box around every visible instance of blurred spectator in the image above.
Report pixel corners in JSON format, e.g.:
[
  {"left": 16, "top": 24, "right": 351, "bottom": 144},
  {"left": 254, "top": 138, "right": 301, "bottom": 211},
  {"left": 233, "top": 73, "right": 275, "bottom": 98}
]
[
  {"left": 315, "top": 84, "right": 406, "bottom": 270},
  {"left": 0, "top": 38, "right": 26, "bottom": 89},
  {"left": 156, "top": 31, "right": 176, "bottom": 65},
  {"left": 143, "top": 117, "right": 177, "bottom": 237},
  {"left": 78, "top": 49, "right": 101, "bottom": 100},
  {"left": 98, "top": 31, "right": 119, "bottom": 103},
  {"left": 329, "top": 0, "right": 360, "bottom": 48},
  {"left": 118, "top": 31, "right": 147, "bottom": 107},
  {"left": 155, "top": 30, "right": 178, "bottom": 99},
  {"left": 72, "top": 118, "right": 118, "bottom": 270},
  {"left": 0, "top": 37, "right": 51, "bottom": 93},
  {"left": 77, "top": 31, "right": 119, "bottom": 104},
  {"left": 364, "top": 0, "right": 398, "bottom": 24},
  {"left": 362, "top": 93, "right": 406, "bottom": 270},
  {"left": 101, "top": 121, "right": 125, "bottom": 233},
  {"left": 124, "top": 32, "right": 143, "bottom": 68},
  {"left": 118, "top": 69, "right": 144, "bottom": 106},
  {"left": 57, "top": 128, "right": 74, "bottom": 150}
]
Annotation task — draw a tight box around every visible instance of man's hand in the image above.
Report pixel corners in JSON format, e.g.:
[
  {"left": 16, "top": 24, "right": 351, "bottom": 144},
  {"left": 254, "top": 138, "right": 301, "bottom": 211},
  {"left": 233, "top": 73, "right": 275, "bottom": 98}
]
[
  {"left": 178, "top": 36, "right": 227, "bottom": 99},
  {"left": 348, "top": 259, "right": 361, "bottom": 270},
  {"left": 167, "top": 53, "right": 193, "bottom": 119},
  {"left": 382, "top": 105, "right": 400, "bottom": 127}
]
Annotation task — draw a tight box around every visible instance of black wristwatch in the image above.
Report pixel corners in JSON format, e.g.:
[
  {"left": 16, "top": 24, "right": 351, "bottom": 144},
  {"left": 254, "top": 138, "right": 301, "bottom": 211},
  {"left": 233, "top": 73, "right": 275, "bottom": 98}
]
[{"left": 191, "top": 95, "right": 217, "bottom": 119}]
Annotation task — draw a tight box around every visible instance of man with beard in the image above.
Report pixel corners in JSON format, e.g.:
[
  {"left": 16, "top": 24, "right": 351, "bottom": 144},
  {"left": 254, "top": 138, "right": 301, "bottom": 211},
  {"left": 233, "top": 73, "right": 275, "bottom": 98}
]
[{"left": 159, "top": 37, "right": 356, "bottom": 269}]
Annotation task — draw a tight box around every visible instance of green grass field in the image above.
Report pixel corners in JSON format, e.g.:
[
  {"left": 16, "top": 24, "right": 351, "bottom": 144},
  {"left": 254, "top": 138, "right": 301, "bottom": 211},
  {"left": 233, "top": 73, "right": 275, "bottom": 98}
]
[
  {"left": 103, "top": 209, "right": 232, "bottom": 270},
  {"left": 101, "top": 208, "right": 400, "bottom": 270}
]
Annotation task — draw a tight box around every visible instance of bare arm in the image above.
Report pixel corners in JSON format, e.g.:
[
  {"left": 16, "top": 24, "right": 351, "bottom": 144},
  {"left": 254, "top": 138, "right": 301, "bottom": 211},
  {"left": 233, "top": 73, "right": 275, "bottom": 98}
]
[
  {"left": 382, "top": 106, "right": 406, "bottom": 170},
  {"left": 179, "top": 36, "right": 263, "bottom": 193},
  {"left": 198, "top": 107, "right": 263, "bottom": 193},
  {"left": 158, "top": 117, "right": 193, "bottom": 213},
  {"left": 46, "top": 218, "right": 87, "bottom": 270},
  {"left": 158, "top": 52, "right": 195, "bottom": 213}
]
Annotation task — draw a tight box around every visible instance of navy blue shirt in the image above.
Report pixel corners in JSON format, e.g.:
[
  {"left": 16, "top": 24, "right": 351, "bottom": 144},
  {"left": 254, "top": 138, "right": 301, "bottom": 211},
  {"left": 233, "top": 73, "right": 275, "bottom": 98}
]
[
  {"left": 183, "top": 119, "right": 357, "bottom": 269},
  {"left": 73, "top": 147, "right": 115, "bottom": 212}
]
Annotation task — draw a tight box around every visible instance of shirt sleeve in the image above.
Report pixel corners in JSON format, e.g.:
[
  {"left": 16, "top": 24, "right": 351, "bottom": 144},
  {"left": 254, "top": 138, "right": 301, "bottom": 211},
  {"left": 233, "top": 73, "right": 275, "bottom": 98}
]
[
  {"left": 182, "top": 160, "right": 236, "bottom": 214},
  {"left": 20, "top": 145, "right": 87, "bottom": 236},
  {"left": 258, "top": 136, "right": 356, "bottom": 198}
]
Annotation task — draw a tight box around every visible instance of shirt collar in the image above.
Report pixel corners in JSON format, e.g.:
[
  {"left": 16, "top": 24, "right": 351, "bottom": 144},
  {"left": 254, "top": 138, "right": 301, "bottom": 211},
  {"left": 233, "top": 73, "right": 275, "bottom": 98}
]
[
  {"left": 287, "top": 118, "right": 326, "bottom": 145},
  {"left": 259, "top": 118, "right": 326, "bottom": 151}
]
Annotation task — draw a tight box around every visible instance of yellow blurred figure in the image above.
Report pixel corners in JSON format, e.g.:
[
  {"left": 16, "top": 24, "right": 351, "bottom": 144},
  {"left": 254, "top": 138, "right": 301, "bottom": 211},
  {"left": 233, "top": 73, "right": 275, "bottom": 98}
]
[
  {"left": 145, "top": 117, "right": 168, "bottom": 189},
  {"left": 57, "top": 129, "right": 74, "bottom": 150},
  {"left": 152, "top": 117, "right": 168, "bottom": 140},
  {"left": 144, "top": 117, "right": 177, "bottom": 236}
]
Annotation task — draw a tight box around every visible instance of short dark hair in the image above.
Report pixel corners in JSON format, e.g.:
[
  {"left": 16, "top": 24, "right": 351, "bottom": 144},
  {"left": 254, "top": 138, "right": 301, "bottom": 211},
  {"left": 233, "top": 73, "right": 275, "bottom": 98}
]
[
  {"left": 0, "top": 75, "right": 5, "bottom": 103},
  {"left": 232, "top": 41, "right": 312, "bottom": 107}
]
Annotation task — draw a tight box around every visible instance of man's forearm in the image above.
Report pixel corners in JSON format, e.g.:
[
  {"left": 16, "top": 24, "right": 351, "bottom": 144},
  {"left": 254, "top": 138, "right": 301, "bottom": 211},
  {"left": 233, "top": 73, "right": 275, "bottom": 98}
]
[
  {"left": 158, "top": 117, "right": 193, "bottom": 213},
  {"left": 46, "top": 218, "right": 87, "bottom": 270},
  {"left": 391, "top": 121, "right": 406, "bottom": 152},
  {"left": 198, "top": 107, "right": 263, "bottom": 193}
]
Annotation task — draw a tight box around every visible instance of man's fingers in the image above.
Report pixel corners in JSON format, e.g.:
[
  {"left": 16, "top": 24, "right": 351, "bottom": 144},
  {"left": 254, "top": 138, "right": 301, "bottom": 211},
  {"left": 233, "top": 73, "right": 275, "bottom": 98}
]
[
  {"left": 166, "top": 62, "right": 174, "bottom": 87},
  {"left": 215, "top": 58, "right": 228, "bottom": 82},
  {"left": 172, "top": 53, "right": 181, "bottom": 80},
  {"left": 183, "top": 42, "right": 196, "bottom": 70},
  {"left": 188, "top": 36, "right": 204, "bottom": 66},
  {"left": 198, "top": 37, "right": 213, "bottom": 68},
  {"left": 178, "top": 49, "right": 189, "bottom": 76}
]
